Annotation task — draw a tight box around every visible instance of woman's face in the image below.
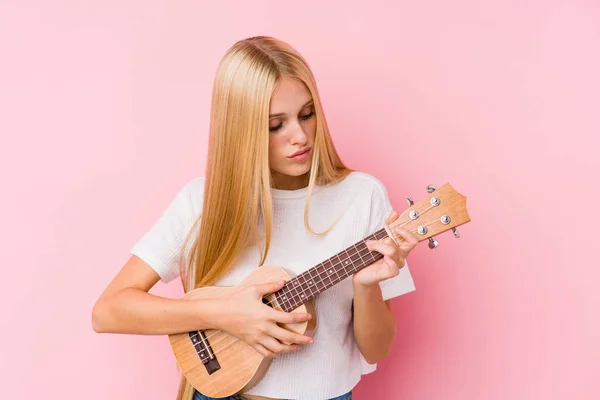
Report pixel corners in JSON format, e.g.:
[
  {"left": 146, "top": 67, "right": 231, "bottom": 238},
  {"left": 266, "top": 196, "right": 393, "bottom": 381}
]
[{"left": 268, "top": 76, "right": 317, "bottom": 190}]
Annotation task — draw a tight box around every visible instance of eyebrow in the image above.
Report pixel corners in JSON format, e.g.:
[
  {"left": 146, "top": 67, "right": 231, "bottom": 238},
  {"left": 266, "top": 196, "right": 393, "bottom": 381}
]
[{"left": 269, "top": 100, "right": 314, "bottom": 118}]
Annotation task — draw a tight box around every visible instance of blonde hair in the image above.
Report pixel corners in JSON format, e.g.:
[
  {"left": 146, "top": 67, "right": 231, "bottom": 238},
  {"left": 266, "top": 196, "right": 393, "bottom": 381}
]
[{"left": 176, "top": 36, "right": 351, "bottom": 400}]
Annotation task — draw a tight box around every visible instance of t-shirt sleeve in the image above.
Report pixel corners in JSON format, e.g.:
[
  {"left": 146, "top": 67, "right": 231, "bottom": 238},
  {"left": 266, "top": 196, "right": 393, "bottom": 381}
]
[
  {"left": 129, "top": 178, "right": 204, "bottom": 283},
  {"left": 367, "top": 177, "right": 416, "bottom": 301}
]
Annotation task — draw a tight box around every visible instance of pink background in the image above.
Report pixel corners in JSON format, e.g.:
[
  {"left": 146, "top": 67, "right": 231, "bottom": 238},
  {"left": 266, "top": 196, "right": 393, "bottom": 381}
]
[{"left": 1, "top": 1, "right": 598, "bottom": 399}]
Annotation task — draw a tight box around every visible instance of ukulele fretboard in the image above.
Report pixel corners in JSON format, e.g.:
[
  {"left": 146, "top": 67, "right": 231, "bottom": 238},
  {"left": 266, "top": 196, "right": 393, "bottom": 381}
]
[{"left": 274, "top": 228, "right": 389, "bottom": 312}]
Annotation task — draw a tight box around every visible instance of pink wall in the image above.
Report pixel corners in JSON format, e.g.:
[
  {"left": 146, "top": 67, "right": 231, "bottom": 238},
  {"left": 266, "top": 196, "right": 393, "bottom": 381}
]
[{"left": 1, "top": 1, "right": 598, "bottom": 399}]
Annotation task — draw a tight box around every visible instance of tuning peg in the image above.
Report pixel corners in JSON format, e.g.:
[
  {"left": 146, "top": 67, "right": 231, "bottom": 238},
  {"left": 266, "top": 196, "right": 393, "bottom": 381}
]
[
  {"left": 428, "top": 237, "right": 439, "bottom": 249},
  {"left": 427, "top": 184, "right": 436, "bottom": 193},
  {"left": 406, "top": 197, "right": 414, "bottom": 207},
  {"left": 452, "top": 227, "right": 460, "bottom": 238}
]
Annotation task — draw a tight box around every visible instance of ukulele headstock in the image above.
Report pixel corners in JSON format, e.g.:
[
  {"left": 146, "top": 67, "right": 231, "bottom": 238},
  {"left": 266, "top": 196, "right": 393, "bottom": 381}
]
[{"left": 387, "top": 183, "right": 470, "bottom": 249}]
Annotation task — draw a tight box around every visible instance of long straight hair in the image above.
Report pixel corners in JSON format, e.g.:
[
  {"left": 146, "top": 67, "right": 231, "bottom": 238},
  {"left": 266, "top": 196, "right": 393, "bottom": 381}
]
[{"left": 176, "top": 36, "right": 351, "bottom": 400}]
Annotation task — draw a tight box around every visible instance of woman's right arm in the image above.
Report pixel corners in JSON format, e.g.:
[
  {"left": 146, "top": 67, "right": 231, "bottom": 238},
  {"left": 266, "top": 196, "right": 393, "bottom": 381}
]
[
  {"left": 91, "top": 255, "right": 314, "bottom": 357},
  {"left": 92, "top": 255, "right": 220, "bottom": 335}
]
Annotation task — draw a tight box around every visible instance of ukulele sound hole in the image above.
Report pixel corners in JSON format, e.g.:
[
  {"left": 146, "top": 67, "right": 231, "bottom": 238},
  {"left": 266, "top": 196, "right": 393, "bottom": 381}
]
[{"left": 262, "top": 295, "right": 274, "bottom": 308}]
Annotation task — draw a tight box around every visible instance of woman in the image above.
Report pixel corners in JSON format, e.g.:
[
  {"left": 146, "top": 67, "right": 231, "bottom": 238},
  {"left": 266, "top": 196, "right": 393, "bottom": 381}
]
[{"left": 92, "top": 36, "right": 418, "bottom": 400}]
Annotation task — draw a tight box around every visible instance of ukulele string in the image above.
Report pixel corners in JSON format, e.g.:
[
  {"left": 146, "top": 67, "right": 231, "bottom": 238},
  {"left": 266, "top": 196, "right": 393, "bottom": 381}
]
[
  {"left": 195, "top": 236, "right": 380, "bottom": 345},
  {"left": 193, "top": 216, "right": 419, "bottom": 352}
]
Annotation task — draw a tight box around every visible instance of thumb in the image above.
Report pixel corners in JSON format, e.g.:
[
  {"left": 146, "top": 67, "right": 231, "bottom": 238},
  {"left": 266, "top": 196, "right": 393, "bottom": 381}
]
[{"left": 254, "top": 279, "right": 286, "bottom": 296}]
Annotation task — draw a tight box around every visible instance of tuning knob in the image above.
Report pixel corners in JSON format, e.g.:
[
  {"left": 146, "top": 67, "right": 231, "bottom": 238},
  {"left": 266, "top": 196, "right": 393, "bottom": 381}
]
[
  {"left": 406, "top": 197, "right": 414, "bottom": 207},
  {"left": 427, "top": 184, "right": 436, "bottom": 193},
  {"left": 428, "top": 237, "right": 439, "bottom": 249},
  {"left": 452, "top": 227, "right": 460, "bottom": 238}
]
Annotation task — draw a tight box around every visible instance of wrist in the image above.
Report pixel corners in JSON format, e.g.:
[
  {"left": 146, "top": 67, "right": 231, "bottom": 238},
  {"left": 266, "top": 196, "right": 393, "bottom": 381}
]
[
  {"left": 192, "top": 296, "right": 223, "bottom": 330},
  {"left": 352, "top": 275, "right": 380, "bottom": 291}
]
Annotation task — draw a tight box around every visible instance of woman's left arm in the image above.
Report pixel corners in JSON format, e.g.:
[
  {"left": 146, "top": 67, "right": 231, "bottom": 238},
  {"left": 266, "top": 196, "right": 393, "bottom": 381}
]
[
  {"left": 352, "top": 211, "right": 419, "bottom": 364},
  {"left": 352, "top": 279, "right": 396, "bottom": 364}
]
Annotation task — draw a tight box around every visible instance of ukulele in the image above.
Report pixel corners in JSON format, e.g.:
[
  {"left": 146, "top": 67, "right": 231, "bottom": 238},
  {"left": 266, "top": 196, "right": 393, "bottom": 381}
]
[{"left": 168, "top": 183, "right": 471, "bottom": 397}]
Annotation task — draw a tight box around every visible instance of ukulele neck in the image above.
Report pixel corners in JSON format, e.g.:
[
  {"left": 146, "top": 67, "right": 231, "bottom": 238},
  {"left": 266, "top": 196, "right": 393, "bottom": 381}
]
[{"left": 274, "top": 228, "right": 388, "bottom": 312}]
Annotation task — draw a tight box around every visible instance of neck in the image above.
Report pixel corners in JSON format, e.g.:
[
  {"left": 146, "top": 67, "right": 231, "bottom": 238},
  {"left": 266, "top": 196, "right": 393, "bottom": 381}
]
[{"left": 271, "top": 171, "right": 310, "bottom": 190}]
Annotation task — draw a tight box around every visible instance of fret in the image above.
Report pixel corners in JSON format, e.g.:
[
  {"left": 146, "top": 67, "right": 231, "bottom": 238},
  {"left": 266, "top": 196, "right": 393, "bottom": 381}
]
[
  {"left": 287, "top": 280, "right": 302, "bottom": 309},
  {"left": 305, "top": 279, "right": 315, "bottom": 299},
  {"left": 334, "top": 254, "right": 344, "bottom": 281},
  {"left": 281, "top": 285, "right": 299, "bottom": 312},
  {"left": 314, "top": 266, "right": 326, "bottom": 291},
  {"left": 274, "top": 228, "right": 388, "bottom": 312},
  {"left": 286, "top": 278, "right": 301, "bottom": 311},
  {"left": 362, "top": 242, "right": 380, "bottom": 265},
  {"left": 288, "top": 273, "right": 310, "bottom": 310},
  {"left": 347, "top": 251, "right": 356, "bottom": 270},
  {"left": 298, "top": 273, "right": 310, "bottom": 301},
  {"left": 296, "top": 274, "right": 308, "bottom": 301},
  {"left": 276, "top": 287, "right": 293, "bottom": 311},
  {"left": 369, "top": 247, "right": 378, "bottom": 264},
  {"left": 299, "top": 272, "right": 311, "bottom": 298},
  {"left": 343, "top": 249, "right": 354, "bottom": 278},
  {"left": 349, "top": 243, "right": 362, "bottom": 273},
  {"left": 310, "top": 269, "right": 322, "bottom": 292},
  {"left": 323, "top": 260, "right": 335, "bottom": 287},
  {"left": 355, "top": 242, "right": 367, "bottom": 270}
]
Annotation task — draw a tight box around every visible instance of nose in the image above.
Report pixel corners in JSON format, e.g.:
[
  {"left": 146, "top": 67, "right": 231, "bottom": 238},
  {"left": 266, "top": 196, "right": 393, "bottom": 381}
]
[{"left": 289, "top": 121, "right": 308, "bottom": 145}]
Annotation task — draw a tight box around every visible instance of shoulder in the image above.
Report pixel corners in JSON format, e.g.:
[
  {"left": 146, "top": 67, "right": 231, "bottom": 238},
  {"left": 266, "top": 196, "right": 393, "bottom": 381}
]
[
  {"left": 344, "top": 171, "right": 393, "bottom": 213},
  {"left": 180, "top": 176, "right": 205, "bottom": 195},
  {"left": 334, "top": 171, "right": 393, "bottom": 233},
  {"left": 173, "top": 176, "right": 206, "bottom": 204},
  {"left": 338, "top": 171, "right": 389, "bottom": 199},
  {"left": 167, "top": 176, "right": 206, "bottom": 221}
]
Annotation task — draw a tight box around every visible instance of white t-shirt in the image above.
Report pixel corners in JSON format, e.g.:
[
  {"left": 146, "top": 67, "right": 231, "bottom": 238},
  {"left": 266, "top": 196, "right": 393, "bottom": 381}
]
[{"left": 130, "top": 171, "right": 416, "bottom": 399}]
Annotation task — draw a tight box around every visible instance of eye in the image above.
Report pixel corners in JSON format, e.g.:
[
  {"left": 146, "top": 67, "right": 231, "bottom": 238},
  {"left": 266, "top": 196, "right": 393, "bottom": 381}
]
[
  {"left": 269, "top": 110, "right": 315, "bottom": 133},
  {"left": 269, "top": 123, "right": 283, "bottom": 132},
  {"left": 300, "top": 111, "right": 315, "bottom": 121}
]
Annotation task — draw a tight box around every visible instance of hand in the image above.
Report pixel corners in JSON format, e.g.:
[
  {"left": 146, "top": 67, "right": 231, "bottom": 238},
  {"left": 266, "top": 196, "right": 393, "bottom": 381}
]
[
  {"left": 353, "top": 210, "right": 419, "bottom": 288},
  {"left": 213, "top": 279, "right": 314, "bottom": 358}
]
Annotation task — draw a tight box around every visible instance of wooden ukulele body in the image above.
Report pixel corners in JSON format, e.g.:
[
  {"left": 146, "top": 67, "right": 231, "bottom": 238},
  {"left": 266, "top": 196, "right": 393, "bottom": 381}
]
[{"left": 168, "top": 265, "right": 317, "bottom": 398}]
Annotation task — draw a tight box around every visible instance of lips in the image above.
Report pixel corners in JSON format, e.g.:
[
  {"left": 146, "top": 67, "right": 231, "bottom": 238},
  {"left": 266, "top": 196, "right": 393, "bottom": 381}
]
[{"left": 289, "top": 148, "right": 310, "bottom": 158}]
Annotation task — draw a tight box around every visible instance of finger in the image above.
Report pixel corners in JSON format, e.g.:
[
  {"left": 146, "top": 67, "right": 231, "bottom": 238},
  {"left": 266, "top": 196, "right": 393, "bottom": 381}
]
[
  {"left": 269, "top": 308, "right": 312, "bottom": 325},
  {"left": 375, "top": 255, "right": 400, "bottom": 280},
  {"left": 267, "top": 324, "right": 314, "bottom": 345},
  {"left": 383, "top": 255, "right": 401, "bottom": 276},
  {"left": 253, "top": 279, "right": 286, "bottom": 296},
  {"left": 393, "top": 227, "right": 419, "bottom": 246},
  {"left": 261, "top": 336, "right": 298, "bottom": 355},
  {"left": 367, "top": 239, "right": 406, "bottom": 268},
  {"left": 253, "top": 343, "right": 274, "bottom": 358},
  {"left": 362, "top": 257, "right": 398, "bottom": 282},
  {"left": 366, "top": 239, "right": 396, "bottom": 258},
  {"left": 279, "top": 343, "right": 301, "bottom": 353},
  {"left": 385, "top": 210, "right": 399, "bottom": 225}
]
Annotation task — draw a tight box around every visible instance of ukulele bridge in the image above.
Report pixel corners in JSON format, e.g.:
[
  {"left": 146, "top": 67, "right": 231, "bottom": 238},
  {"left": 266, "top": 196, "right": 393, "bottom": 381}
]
[{"left": 189, "top": 330, "right": 221, "bottom": 374}]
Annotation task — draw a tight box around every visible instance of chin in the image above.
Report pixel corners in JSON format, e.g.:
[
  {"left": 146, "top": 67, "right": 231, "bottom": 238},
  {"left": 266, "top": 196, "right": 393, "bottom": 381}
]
[
  {"left": 273, "top": 166, "right": 310, "bottom": 179},
  {"left": 289, "top": 165, "right": 312, "bottom": 177},
  {"left": 272, "top": 156, "right": 313, "bottom": 178}
]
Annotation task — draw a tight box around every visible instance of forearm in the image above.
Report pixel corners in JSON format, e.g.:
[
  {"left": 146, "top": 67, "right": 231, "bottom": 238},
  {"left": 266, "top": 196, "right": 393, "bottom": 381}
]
[
  {"left": 92, "top": 287, "right": 219, "bottom": 335},
  {"left": 352, "top": 280, "right": 397, "bottom": 364}
]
